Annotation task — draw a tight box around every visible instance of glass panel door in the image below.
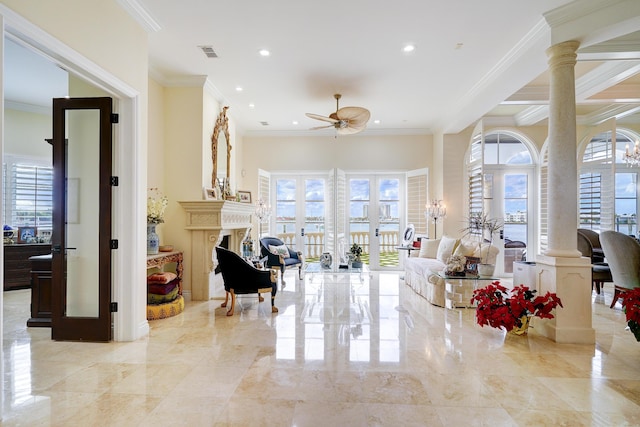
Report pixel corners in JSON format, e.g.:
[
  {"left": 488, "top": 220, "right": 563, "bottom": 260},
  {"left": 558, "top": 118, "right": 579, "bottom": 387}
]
[
  {"left": 349, "top": 178, "right": 371, "bottom": 266},
  {"left": 348, "top": 175, "right": 403, "bottom": 270},
  {"left": 305, "top": 178, "right": 326, "bottom": 261},
  {"left": 274, "top": 175, "right": 328, "bottom": 262},
  {"left": 378, "top": 177, "right": 400, "bottom": 269},
  {"left": 275, "top": 178, "right": 298, "bottom": 250},
  {"left": 503, "top": 173, "right": 528, "bottom": 274}
]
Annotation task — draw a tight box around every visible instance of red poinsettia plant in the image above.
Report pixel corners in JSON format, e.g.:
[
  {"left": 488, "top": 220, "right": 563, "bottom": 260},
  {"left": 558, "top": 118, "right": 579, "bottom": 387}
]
[
  {"left": 470, "top": 281, "right": 563, "bottom": 332},
  {"left": 620, "top": 287, "right": 640, "bottom": 341}
]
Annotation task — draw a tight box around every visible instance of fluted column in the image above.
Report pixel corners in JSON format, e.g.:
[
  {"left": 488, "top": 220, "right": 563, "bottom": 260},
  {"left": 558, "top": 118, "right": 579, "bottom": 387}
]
[{"left": 545, "top": 40, "right": 582, "bottom": 258}]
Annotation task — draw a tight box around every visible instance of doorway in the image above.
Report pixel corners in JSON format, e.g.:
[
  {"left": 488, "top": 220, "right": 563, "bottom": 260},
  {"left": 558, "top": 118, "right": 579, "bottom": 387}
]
[{"left": 1, "top": 13, "right": 144, "bottom": 342}]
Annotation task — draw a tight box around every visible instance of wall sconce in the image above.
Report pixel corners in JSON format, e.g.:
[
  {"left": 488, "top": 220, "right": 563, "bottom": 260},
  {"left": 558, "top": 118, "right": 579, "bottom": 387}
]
[{"left": 425, "top": 199, "right": 446, "bottom": 239}]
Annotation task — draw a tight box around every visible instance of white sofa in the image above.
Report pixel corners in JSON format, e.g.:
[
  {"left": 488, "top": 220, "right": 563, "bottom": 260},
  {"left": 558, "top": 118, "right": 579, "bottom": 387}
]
[{"left": 404, "top": 236, "right": 498, "bottom": 307}]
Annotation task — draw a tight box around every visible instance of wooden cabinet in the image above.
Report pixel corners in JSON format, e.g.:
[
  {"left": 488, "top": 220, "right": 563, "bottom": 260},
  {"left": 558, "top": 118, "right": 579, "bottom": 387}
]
[
  {"left": 27, "top": 254, "right": 52, "bottom": 327},
  {"left": 4, "top": 244, "right": 51, "bottom": 291}
]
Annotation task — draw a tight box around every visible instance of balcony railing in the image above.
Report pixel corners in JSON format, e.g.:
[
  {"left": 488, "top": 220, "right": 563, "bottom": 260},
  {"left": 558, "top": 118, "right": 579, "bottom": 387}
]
[{"left": 276, "top": 231, "right": 400, "bottom": 261}]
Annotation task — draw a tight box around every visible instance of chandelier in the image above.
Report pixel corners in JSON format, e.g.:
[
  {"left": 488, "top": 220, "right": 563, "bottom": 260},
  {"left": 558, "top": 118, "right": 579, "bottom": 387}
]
[
  {"left": 425, "top": 199, "right": 446, "bottom": 239},
  {"left": 254, "top": 198, "right": 271, "bottom": 238},
  {"left": 624, "top": 140, "right": 640, "bottom": 167}
]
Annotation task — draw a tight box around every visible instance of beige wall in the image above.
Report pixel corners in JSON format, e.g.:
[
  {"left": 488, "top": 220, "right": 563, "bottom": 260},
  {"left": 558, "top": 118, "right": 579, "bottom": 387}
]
[
  {"left": 4, "top": 109, "right": 51, "bottom": 158},
  {"left": 242, "top": 133, "right": 432, "bottom": 183}
]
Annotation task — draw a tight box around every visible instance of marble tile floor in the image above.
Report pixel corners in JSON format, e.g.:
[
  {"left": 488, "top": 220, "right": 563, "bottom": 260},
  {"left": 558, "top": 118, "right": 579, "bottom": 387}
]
[{"left": 1, "top": 272, "right": 640, "bottom": 426}]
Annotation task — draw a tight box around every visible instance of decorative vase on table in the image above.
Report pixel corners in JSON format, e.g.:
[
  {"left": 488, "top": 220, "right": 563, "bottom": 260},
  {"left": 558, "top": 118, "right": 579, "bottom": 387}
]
[
  {"left": 147, "top": 223, "right": 160, "bottom": 255},
  {"left": 477, "top": 263, "right": 495, "bottom": 278}
]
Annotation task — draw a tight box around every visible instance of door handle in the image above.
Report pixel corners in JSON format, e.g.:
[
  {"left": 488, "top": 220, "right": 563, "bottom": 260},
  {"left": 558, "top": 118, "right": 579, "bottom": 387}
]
[
  {"left": 375, "top": 228, "right": 379, "bottom": 237},
  {"left": 51, "top": 245, "right": 76, "bottom": 254},
  {"left": 301, "top": 227, "right": 305, "bottom": 237}
]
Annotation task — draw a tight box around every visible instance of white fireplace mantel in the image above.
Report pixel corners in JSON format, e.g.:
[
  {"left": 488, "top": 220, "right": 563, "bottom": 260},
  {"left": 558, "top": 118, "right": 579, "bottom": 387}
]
[{"left": 179, "top": 200, "right": 254, "bottom": 300}]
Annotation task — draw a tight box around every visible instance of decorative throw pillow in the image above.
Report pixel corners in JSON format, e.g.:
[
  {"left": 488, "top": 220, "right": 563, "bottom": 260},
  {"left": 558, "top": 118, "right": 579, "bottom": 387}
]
[
  {"left": 148, "top": 279, "right": 179, "bottom": 295},
  {"left": 148, "top": 285, "right": 180, "bottom": 304},
  {"left": 473, "top": 244, "right": 500, "bottom": 264},
  {"left": 419, "top": 238, "right": 441, "bottom": 258},
  {"left": 269, "top": 244, "right": 290, "bottom": 258},
  {"left": 453, "top": 240, "right": 477, "bottom": 257},
  {"left": 147, "top": 271, "right": 177, "bottom": 285},
  {"left": 436, "top": 236, "right": 459, "bottom": 263}
]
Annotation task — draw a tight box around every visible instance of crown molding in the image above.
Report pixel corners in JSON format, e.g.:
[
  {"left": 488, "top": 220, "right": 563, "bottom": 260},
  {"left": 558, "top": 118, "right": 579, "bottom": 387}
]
[
  {"left": 116, "top": 0, "right": 161, "bottom": 33},
  {"left": 5, "top": 100, "right": 51, "bottom": 115},
  {"left": 515, "top": 106, "right": 549, "bottom": 126}
]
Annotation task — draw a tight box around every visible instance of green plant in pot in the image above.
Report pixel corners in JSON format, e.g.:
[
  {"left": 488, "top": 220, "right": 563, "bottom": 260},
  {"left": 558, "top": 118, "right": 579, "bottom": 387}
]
[
  {"left": 461, "top": 212, "right": 503, "bottom": 277},
  {"left": 350, "top": 243, "right": 363, "bottom": 268}
]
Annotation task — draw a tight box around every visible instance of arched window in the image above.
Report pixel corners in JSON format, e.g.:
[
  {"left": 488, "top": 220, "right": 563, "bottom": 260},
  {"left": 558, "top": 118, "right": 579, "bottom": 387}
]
[
  {"left": 579, "top": 129, "right": 640, "bottom": 235},
  {"left": 466, "top": 129, "right": 537, "bottom": 275}
]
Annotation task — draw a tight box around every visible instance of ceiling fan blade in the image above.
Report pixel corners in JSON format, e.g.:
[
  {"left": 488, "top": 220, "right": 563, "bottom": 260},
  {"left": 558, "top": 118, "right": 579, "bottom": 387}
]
[
  {"left": 306, "top": 113, "right": 339, "bottom": 123},
  {"left": 336, "top": 107, "right": 371, "bottom": 127},
  {"left": 337, "top": 125, "right": 366, "bottom": 135},
  {"left": 309, "top": 124, "right": 336, "bottom": 130}
]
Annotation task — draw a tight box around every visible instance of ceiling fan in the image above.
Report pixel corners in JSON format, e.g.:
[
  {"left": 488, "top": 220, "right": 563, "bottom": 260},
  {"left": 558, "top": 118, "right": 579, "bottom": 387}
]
[{"left": 306, "top": 94, "right": 371, "bottom": 135}]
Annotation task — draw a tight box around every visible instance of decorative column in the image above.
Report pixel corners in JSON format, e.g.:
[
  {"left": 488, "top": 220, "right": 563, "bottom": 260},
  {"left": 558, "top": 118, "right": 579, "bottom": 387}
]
[{"left": 536, "top": 40, "right": 595, "bottom": 344}]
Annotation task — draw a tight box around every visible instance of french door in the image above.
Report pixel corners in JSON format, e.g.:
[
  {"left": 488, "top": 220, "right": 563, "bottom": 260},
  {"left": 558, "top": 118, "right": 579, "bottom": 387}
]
[
  {"left": 51, "top": 97, "right": 114, "bottom": 341},
  {"left": 273, "top": 174, "right": 329, "bottom": 260},
  {"left": 271, "top": 172, "right": 405, "bottom": 270},
  {"left": 347, "top": 174, "right": 404, "bottom": 270}
]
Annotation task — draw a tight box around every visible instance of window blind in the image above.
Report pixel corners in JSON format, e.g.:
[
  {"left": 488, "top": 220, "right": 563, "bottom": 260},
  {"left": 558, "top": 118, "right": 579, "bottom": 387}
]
[{"left": 10, "top": 163, "right": 53, "bottom": 228}]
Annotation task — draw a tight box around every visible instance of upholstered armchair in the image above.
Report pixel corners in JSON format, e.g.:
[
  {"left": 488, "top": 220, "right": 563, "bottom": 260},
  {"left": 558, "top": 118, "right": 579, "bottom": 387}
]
[
  {"left": 260, "top": 237, "right": 304, "bottom": 284},
  {"left": 600, "top": 231, "right": 640, "bottom": 308},
  {"left": 215, "top": 246, "right": 278, "bottom": 316},
  {"left": 577, "top": 229, "right": 612, "bottom": 294}
]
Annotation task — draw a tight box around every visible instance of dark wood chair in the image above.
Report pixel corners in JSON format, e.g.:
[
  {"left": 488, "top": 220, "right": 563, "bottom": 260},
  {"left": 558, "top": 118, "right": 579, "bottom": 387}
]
[
  {"left": 215, "top": 246, "right": 278, "bottom": 316},
  {"left": 259, "top": 237, "right": 304, "bottom": 285},
  {"left": 577, "top": 228, "right": 612, "bottom": 294}
]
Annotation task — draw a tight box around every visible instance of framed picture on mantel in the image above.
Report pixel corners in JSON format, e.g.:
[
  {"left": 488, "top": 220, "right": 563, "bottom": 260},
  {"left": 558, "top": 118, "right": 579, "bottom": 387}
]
[{"left": 237, "top": 191, "right": 252, "bottom": 203}]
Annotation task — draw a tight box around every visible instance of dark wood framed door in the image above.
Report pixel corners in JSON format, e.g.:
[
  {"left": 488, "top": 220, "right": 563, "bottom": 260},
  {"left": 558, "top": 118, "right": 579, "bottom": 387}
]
[{"left": 51, "top": 97, "right": 113, "bottom": 342}]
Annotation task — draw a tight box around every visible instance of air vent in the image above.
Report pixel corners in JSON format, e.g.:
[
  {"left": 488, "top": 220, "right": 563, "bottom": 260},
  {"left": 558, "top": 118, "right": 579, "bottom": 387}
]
[
  {"left": 198, "top": 45, "right": 218, "bottom": 58},
  {"left": 260, "top": 121, "right": 269, "bottom": 126}
]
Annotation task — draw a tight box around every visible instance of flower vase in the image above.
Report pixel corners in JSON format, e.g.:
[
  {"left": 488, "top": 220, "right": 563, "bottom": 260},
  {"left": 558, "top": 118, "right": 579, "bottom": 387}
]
[
  {"left": 509, "top": 315, "right": 531, "bottom": 336},
  {"left": 147, "top": 223, "right": 160, "bottom": 255},
  {"left": 477, "top": 263, "right": 495, "bottom": 278}
]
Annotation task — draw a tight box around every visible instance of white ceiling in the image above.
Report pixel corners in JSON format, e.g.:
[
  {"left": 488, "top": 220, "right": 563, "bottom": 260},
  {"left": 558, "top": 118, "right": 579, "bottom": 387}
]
[{"left": 5, "top": 0, "right": 640, "bottom": 137}]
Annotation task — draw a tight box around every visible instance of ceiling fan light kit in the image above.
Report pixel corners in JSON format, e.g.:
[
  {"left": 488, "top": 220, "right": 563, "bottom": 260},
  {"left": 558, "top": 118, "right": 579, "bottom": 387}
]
[{"left": 306, "top": 94, "right": 370, "bottom": 136}]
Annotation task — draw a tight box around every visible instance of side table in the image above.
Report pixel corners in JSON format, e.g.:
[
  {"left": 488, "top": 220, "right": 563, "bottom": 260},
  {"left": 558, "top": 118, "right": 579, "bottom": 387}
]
[{"left": 437, "top": 272, "right": 498, "bottom": 309}]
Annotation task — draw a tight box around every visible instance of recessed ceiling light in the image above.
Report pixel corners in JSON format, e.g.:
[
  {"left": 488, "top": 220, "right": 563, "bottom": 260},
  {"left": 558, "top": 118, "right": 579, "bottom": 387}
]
[
  {"left": 292, "top": 120, "right": 298, "bottom": 125},
  {"left": 259, "top": 49, "right": 270, "bottom": 57},
  {"left": 374, "top": 119, "right": 380, "bottom": 124},
  {"left": 235, "top": 86, "right": 243, "bottom": 92},
  {"left": 403, "top": 44, "right": 415, "bottom": 53},
  {"left": 249, "top": 103, "right": 255, "bottom": 109}
]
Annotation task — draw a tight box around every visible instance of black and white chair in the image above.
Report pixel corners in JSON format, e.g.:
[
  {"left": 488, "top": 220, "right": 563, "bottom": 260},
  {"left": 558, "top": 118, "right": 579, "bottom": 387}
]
[{"left": 260, "top": 237, "right": 304, "bottom": 284}]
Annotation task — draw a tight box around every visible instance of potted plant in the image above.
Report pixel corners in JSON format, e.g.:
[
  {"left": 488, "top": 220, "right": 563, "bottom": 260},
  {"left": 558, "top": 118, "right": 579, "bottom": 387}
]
[
  {"left": 350, "top": 243, "right": 363, "bottom": 268},
  {"left": 461, "top": 212, "right": 503, "bottom": 277},
  {"left": 470, "top": 281, "right": 563, "bottom": 335},
  {"left": 621, "top": 288, "right": 640, "bottom": 341}
]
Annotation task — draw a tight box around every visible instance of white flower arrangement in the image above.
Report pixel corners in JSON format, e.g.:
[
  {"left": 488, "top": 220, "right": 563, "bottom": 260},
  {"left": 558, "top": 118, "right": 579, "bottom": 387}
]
[
  {"left": 445, "top": 254, "right": 466, "bottom": 274},
  {"left": 147, "top": 188, "right": 168, "bottom": 224}
]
